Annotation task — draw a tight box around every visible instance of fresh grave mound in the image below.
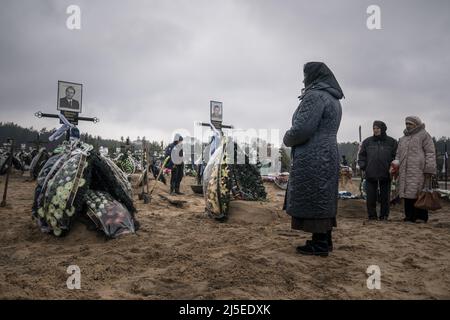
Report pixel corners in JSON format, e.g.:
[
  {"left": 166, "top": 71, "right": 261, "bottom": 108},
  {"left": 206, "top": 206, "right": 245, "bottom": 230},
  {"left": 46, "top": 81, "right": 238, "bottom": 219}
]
[
  {"left": 337, "top": 199, "right": 367, "bottom": 219},
  {"left": 203, "top": 138, "right": 267, "bottom": 221},
  {"left": 32, "top": 141, "right": 138, "bottom": 238},
  {"left": 227, "top": 200, "right": 278, "bottom": 225}
]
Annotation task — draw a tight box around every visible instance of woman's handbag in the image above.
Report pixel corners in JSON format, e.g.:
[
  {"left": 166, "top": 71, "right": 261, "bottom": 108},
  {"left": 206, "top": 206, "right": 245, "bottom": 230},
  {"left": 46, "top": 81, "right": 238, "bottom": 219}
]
[{"left": 414, "top": 176, "right": 442, "bottom": 211}]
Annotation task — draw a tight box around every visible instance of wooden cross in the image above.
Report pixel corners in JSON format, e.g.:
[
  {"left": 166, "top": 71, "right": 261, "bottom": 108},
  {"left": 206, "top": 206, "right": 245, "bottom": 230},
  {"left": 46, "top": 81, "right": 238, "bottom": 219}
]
[{"left": 35, "top": 111, "right": 99, "bottom": 141}]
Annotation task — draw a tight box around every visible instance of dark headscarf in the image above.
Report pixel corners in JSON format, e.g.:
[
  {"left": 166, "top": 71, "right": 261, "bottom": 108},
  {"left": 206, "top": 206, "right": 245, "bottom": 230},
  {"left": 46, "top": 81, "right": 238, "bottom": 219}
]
[
  {"left": 303, "top": 62, "right": 344, "bottom": 99},
  {"left": 373, "top": 120, "right": 387, "bottom": 140},
  {"left": 373, "top": 120, "right": 387, "bottom": 133}
]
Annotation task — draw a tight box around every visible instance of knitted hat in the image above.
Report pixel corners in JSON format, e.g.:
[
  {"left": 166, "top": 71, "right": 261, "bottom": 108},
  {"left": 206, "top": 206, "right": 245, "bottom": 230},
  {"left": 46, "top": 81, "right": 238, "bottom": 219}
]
[{"left": 405, "top": 116, "right": 422, "bottom": 126}]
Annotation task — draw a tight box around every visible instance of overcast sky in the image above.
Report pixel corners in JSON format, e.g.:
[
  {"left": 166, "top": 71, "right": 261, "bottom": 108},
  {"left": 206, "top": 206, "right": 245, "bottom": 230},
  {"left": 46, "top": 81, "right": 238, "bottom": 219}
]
[{"left": 1, "top": 0, "right": 449, "bottom": 144}]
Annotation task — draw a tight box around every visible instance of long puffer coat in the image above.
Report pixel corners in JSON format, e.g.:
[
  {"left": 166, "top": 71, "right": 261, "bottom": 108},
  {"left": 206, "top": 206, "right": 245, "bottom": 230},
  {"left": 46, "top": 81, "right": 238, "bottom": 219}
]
[
  {"left": 283, "top": 82, "right": 342, "bottom": 219},
  {"left": 395, "top": 124, "right": 436, "bottom": 199}
]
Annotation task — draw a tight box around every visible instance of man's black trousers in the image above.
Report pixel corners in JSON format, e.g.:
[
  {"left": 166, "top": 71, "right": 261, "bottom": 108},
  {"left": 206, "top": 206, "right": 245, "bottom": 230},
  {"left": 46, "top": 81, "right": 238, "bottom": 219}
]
[
  {"left": 366, "top": 179, "right": 391, "bottom": 219},
  {"left": 170, "top": 165, "right": 184, "bottom": 192}
]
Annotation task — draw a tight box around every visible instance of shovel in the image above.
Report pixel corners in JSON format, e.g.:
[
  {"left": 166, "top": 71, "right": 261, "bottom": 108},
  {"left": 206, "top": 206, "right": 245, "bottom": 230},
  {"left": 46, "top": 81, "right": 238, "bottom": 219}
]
[
  {"left": 138, "top": 147, "right": 151, "bottom": 203},
  {"left": 146, "top": 156, "right": 170, "bottom": 203}
]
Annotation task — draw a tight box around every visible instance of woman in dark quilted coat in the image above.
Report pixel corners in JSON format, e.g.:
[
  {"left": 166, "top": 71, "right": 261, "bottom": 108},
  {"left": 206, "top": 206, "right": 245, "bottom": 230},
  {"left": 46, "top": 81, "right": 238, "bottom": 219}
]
[{"left": 283, "top": 62, "right": 344, "bottom": 257}]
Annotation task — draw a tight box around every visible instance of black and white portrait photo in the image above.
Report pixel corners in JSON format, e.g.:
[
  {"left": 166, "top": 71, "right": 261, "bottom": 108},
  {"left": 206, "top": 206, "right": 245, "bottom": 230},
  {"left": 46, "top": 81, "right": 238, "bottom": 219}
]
[
  {"left": 57, "top": 81, "right": 82, "bottom": 113},
  {"left": 210, "top": 101, "right": 223, "bottom": 122}
]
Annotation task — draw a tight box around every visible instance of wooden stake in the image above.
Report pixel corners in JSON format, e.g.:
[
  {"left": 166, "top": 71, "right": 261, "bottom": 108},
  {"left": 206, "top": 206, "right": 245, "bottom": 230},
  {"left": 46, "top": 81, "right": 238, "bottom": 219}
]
[
  {"left": 1, "top": 140, "right": 14, "bottom": 207},
  {"left": 149, "top": 156, "right": 170, "bottom": 197}
]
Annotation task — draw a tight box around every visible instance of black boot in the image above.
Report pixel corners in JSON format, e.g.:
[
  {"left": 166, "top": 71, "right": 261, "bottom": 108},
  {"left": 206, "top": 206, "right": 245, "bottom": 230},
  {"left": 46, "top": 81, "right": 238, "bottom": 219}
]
[
  {"left": 175, "top": 188, "right": 184, "bottom": 195},
  {"left": 297, "top": 233, "right": 329, "bottom": 257},
  {"left": 306, "top": 231, "right": 333, "bottom": 252},
  {"left": 416, "top": 210, "right": 428, "bottom": 223},
  {"left": 327, "top": 230, "right": 333, "bottom": 252}
]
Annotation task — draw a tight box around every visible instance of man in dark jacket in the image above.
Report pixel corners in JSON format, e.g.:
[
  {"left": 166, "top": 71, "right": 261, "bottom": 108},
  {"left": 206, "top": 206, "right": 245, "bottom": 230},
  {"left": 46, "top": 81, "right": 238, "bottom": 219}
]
[
  {"left": 358, "top": 121, "right": 398, "bottom": 220},
  {"left": 165, "top": 134, "right": 184, "bottom": 195}
]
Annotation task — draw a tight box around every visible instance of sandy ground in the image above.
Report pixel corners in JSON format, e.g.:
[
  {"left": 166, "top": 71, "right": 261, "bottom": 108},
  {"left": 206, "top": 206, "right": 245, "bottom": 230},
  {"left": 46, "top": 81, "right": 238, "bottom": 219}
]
[{"left": 0, "top": 171, "right": 449, "bottom": 300}]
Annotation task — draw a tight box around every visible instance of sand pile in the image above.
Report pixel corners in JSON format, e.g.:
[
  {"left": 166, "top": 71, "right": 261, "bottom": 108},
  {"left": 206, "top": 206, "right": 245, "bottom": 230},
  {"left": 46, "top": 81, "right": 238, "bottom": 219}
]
[{"left": 0, "top": 172, "right": 449, "bottom": 299}]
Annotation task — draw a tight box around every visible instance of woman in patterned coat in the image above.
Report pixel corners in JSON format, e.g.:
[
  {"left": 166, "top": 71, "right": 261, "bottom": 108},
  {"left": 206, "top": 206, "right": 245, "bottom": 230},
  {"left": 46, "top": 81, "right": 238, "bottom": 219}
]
[{"left": 283, "top": 62, "right": 344, "bottom": 257}]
